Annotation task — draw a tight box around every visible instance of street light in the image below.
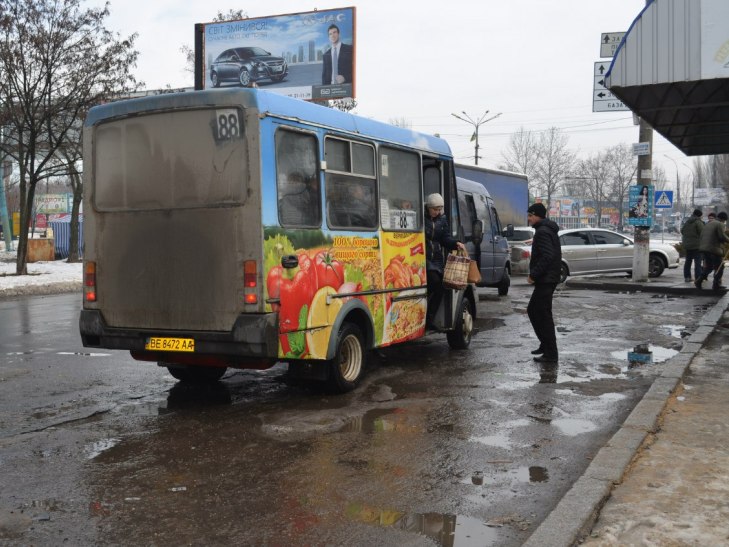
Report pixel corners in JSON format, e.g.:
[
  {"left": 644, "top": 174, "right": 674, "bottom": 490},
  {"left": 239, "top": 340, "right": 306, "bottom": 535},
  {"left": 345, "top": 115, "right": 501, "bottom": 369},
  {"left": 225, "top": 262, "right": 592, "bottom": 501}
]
[
  {"left": 681, "top": 161, "right": 695, "bottom": 209},
  {"left": 663, "top": 154, "right": 680, "bottom": 208},
  {"left": 451, "top": 110, "right": 502, "bottom": 165}
]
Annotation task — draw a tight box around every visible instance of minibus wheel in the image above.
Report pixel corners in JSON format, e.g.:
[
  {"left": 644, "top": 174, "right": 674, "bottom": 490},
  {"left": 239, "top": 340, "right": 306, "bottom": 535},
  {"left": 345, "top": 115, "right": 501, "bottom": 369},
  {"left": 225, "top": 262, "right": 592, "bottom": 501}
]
[
  {"left": 447, "top": 297, "right": 474, "bottom": 349},
  {"left": 498, "top": 268, "right": 510, "bottom": 296},
  {"left": 327, "top": 323, "right": 366, "bottom": 393},
  {"left": 165, "top": 364, "right": 227, "bottom": 384}
]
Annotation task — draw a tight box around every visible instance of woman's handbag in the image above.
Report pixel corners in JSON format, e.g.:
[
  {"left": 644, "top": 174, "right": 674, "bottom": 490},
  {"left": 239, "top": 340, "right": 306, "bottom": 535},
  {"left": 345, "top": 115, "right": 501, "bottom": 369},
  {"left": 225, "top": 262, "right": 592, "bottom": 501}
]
[
  {"left": 443, "top": 250, "right": 471, "bottom": 290},
  {"left": 467, "top": 258, "right": 481, "bottom": 284}
]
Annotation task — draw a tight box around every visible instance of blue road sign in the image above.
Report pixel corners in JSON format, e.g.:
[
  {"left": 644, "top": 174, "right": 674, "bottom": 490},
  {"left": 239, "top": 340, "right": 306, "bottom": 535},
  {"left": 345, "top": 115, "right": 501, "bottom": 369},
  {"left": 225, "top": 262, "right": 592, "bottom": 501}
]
[{"left": 654, "top": 190, "right": 673, "bottom": 208}]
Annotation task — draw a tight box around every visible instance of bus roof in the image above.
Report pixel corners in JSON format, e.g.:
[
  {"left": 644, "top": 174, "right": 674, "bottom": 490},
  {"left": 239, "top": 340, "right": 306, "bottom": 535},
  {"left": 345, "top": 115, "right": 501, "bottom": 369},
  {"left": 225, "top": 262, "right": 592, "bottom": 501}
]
[{"left": 85, "top": 88, "right": 452, "bottom": 157}]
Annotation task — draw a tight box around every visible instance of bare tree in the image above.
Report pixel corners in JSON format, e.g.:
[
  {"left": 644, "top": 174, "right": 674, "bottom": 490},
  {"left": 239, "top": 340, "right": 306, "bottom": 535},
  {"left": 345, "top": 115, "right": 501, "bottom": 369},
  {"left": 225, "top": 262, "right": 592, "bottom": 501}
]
[
  {"left": 576, "top": 152, "right": 612, "bottom": 227},
  {"left": 0, "top": 0, "right": 139, "bottom": 274},
  {"left": 604, "top": 144, "right": 637, "bottom": 226},
  {"left": 501, "top": 127, "right": 537, "bottom": 180},
  {"left": 532, "top": 127, "right": 575, "bottom": 206},
  {"left": 389, "top": 117, "right": 412, "bottom": 129}
]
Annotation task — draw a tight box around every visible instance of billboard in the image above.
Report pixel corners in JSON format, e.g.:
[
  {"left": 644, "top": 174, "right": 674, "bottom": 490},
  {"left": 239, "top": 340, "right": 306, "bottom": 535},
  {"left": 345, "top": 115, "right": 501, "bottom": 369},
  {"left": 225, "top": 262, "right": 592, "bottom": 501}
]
[
  {"left": 195, "top": 7, "right": 356, "bottom": 101},
  {"left": 628, "top": 184, "right": 653, "bottom": 226}
]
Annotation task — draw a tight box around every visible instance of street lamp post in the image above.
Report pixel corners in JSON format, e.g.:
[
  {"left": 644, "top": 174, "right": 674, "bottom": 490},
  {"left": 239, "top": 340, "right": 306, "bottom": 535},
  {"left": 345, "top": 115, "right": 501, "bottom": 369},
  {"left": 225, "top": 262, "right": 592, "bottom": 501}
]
[
  {"left": 451, "top": 110, "right": 502, "bottom": 165},
  {"left": 681, "top": 162, "right": 695, "bottom": 209},
  {"left": 663, "top": 154, "right": 680, "bottom": 215}
]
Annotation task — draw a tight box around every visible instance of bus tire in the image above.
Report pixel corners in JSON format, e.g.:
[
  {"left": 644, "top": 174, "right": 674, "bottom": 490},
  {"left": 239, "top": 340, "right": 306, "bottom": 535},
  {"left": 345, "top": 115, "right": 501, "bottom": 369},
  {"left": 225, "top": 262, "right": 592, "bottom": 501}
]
[
  {"left": 497, "top": 268, "right": 510, "bottom": 296},
  {"left": 165, "top": 364, "right": 227, "bottom": 384},
  {"left": 211, "top": 71, "right": 220, "bottom": 88},
  {"left": 447, "top": 297, "right": 474, "bottom": 349},
  {"left": 327, "top": 323, "right": 366, "bottom": 393}
]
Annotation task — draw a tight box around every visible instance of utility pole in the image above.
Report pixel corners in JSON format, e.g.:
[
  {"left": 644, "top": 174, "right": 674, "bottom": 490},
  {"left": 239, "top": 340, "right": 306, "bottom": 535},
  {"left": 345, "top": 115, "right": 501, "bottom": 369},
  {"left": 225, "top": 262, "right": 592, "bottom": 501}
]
[
  {"left": 631, "top": 0, "right": 653, "bottom": 282},
  {"left": 632, "top": 117, "right": 653, "bottom": 281},
  {"left": 451, "top": 110, "right": 501, "bottom": 165}
]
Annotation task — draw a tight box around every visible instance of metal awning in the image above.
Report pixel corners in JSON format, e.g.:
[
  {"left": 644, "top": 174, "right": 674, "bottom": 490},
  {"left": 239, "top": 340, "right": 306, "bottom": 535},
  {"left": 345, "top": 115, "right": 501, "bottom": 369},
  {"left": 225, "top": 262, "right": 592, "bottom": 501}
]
[{"left": 606, "top": 0, "right": 729, "bottom": 156}]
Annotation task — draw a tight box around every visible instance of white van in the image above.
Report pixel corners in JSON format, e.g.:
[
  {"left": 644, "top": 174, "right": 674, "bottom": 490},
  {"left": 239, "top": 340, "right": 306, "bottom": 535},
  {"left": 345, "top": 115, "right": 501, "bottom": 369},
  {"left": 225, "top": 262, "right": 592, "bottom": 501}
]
[{"left": 456, "top": 177, "right": 513, "bottom": 295}]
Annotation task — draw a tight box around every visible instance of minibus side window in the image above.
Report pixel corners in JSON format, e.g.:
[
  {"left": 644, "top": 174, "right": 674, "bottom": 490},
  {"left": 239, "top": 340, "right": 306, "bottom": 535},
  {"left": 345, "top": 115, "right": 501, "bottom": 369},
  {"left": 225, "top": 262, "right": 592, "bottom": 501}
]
[
  {"left": 379, "top": 147, "right": 421, "bottom": 232},
  {"left": 325, "top": 137, "right": 377, "bottom": 230},
  {"left": 276, "top": 129, "right": 321, "bottom": 228}
]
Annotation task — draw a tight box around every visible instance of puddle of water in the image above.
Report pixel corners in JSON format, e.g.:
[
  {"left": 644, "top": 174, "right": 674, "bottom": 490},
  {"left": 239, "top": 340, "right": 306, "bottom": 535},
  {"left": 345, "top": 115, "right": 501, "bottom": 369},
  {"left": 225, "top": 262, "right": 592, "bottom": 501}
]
[
  {"left": 551, "top": 418, "right": 598, "bottom": 436},
  {"left": 469, "top": 433, "right": 513, "bottom": 449},
  {"left": 340, "top": 408, "right": 421, "bottom": 434},
  {"left": 656, "top": 325, "right": 686, "bottom": 339},
  {"left": 512, "top": 466, "right": 549, "bottom": 483},
  {"left": 345, "top": 504, "right": 500, "bottom": 546},
  {"left": 85, "top": 438, "right": 121, "bottom": 460},
  {"left": 57, "top": 351, "right": 112, "bottom": 357},
  {"left": 609, "top": 345, "right": 679, "bottom": 364}
]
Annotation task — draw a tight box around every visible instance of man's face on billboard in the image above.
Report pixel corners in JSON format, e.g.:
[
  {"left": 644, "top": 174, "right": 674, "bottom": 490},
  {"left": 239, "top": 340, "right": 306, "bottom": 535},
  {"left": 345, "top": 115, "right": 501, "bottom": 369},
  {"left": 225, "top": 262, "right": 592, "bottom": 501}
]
[{"left": 328, "top": 27, "right": 340, "bottom": 44}]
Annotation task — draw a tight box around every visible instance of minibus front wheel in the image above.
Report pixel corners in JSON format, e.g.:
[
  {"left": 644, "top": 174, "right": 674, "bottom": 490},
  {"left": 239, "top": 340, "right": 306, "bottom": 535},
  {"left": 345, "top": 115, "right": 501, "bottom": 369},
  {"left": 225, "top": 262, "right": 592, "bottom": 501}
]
[{"left": 327, "top": 323, "right": 366, "bottom": 393}]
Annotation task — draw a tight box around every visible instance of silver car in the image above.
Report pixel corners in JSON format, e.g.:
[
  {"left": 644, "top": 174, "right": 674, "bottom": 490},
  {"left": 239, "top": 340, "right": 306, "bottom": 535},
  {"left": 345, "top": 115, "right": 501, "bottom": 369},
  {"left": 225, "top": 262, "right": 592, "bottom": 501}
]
[
  {"left": 505, "top": 226, "right": 534, "bottom": 275},
  {"left": 559, "top": 228, "right": 679, "bottom": 283}
]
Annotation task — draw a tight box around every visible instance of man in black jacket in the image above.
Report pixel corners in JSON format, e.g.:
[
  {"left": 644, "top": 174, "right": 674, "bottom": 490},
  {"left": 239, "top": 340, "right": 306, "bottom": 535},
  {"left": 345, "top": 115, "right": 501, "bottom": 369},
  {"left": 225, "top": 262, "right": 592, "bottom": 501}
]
[
  {"left": 526, "top": 203, "right": 562, "bottom": 362},
  {"left": 321, "top": 24, "right": 353, "bottom": 85}
]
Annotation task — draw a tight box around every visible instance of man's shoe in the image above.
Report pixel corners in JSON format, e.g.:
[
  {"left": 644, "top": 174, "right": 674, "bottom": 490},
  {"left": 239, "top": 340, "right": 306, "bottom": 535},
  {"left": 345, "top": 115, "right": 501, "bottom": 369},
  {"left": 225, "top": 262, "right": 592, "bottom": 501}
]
[
  {"left": 695, "top": 278, "right": 703, "bottom": 289},
  {"left": 684, "top": 277, "right": 692, "bottom": 282},
  {"left": 713, "top": 284, "right": 727, "bottom": 290},
  {"left": 534, "top": 354, "right": 558, "bottom": 363},
  {"left": 531, "top": 347, "right": 545, "bottom": 355}
]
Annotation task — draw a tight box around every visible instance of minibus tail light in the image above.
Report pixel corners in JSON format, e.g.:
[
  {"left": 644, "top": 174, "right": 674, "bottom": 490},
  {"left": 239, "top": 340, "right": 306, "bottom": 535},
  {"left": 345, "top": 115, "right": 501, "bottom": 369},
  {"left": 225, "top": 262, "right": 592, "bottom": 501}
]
[
  {"left": 84, "top": 261, "right": 97, "bottom": 302},
  {"left": 243, "top": 261, "right": 257, "bottom": 304}
]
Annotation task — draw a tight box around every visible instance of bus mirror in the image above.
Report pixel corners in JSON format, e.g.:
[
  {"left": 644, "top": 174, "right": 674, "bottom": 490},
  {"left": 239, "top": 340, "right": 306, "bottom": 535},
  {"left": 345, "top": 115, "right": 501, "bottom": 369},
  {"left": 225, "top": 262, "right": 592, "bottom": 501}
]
[
  {"left": 503, "top": 224, "right": 514, "bottom": 238},
  {"left": 281, "top": 255, "right": 299, "bottom": 269}
]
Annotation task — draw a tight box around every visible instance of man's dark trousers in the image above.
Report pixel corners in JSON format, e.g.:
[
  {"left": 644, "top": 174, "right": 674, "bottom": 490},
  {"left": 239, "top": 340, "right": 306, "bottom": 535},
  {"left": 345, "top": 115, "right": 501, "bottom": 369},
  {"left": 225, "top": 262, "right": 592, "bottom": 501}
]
[{"left": 527, "top": 282, "right": 558, "bottom": 357}]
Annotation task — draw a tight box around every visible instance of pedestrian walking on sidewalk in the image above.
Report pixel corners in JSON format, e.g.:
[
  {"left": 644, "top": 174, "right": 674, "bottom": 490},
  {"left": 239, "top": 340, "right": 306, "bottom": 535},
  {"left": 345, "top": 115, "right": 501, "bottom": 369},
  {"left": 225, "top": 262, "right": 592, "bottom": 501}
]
[
  {"left": 681, "top": 208, "right": 704, "bottom": 282},
  {"left": 526, "top": 203, "right": 562, "bottom": 363},
  {"left": 695, "top": 211, "right": 729, "bottom": 290}
]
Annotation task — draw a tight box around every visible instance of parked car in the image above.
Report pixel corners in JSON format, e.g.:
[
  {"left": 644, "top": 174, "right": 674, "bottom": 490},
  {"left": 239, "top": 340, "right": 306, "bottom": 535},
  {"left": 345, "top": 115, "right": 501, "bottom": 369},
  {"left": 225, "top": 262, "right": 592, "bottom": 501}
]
[
  {"left": 505, "top": 226, "right": 534, "bottom": 275},
  {"left": 210, "top": 47, "right": 288, "bottom": 88},
  {"left": 558, "top": 228, "right": 679, "bottom": 283}
]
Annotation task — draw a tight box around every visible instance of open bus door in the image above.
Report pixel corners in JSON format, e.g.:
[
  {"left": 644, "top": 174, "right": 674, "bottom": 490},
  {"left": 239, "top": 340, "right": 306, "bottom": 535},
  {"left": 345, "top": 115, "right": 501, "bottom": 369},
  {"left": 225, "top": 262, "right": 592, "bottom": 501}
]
[{"left": 423, "top": 158, "right": 476, "bottom": 349}]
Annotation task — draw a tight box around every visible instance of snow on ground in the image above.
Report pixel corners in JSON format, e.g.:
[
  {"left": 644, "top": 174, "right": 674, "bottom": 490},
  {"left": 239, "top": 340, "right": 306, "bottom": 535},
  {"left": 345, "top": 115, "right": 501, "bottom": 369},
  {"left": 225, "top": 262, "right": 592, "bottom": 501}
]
[{"left": 0, "top": 244, "right": 82, "bottom": 297}]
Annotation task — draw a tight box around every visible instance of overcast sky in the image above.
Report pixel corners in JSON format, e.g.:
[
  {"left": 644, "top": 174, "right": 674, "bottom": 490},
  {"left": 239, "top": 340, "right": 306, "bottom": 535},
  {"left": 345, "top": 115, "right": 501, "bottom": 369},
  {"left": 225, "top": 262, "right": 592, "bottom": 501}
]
[{"left": 90, "top": 0, "right": 692, "bottom": 189}]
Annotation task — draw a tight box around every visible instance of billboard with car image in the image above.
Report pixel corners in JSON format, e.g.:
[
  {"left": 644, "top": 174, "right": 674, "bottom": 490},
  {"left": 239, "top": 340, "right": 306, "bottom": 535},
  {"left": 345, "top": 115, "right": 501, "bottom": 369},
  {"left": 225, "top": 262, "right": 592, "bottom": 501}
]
[{"left": 194, "top": 7, "right": 356, "bottom": 101}]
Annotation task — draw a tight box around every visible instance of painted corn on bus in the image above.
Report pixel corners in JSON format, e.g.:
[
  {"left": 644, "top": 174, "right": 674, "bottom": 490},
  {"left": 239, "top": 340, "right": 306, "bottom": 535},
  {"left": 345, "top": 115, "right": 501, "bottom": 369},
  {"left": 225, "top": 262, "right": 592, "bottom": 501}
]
[{"left": 79, "top": 88, "right": 478, "bottom": 392}]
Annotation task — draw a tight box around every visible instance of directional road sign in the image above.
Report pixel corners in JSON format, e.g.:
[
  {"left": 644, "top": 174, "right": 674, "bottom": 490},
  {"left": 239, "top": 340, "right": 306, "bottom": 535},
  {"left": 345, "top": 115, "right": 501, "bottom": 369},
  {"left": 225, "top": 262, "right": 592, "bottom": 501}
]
[
  {"left": 600, "top": 32, "right": 625, "bottom": 58},
  {"left": 654, "top": 190, "right": 673, "bottom": 209},
  {"left": 593, "top": 62, "right": 629, "bottom": 112}
]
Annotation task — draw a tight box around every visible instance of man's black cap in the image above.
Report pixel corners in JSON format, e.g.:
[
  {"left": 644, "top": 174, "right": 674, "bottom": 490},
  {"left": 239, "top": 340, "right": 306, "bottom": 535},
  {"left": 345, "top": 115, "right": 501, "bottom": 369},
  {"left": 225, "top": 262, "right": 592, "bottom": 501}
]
[
  {"left": 693, "top": 208, "right": 703, "bottom": 217},
  {"left": 718, "top": 212, "right": 728, "bottom": 221},
  {"left": 527, "top": 203, "right": 547, "bottom": 218}
]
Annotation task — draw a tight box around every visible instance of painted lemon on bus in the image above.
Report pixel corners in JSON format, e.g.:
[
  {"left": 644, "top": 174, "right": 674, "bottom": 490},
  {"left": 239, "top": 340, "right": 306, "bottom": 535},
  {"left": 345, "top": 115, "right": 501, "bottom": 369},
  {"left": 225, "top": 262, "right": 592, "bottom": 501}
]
[{"left": 306, "top": 286, "right": 344, "bottom": 359}]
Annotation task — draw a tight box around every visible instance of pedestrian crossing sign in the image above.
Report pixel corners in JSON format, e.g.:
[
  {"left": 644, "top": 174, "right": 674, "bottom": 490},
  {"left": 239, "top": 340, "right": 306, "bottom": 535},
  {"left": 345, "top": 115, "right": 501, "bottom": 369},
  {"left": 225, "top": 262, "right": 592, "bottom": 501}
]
[{"left": 654, "top": 190, "right": 673, "bottom": 208}]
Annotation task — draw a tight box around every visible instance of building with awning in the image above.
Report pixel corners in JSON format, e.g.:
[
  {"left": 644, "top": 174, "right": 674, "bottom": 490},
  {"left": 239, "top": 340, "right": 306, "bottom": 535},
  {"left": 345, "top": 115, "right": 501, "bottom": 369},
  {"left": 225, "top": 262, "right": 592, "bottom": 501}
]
[{"left": 606, "top": 0, "right": 729, "bottom": 156}]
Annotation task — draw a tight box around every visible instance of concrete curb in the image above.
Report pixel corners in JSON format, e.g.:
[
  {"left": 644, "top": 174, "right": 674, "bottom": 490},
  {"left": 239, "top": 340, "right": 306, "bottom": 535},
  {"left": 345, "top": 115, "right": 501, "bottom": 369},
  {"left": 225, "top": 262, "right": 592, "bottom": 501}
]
[{"left": 522, "top": 290, "right": 729, "bottom": 547}]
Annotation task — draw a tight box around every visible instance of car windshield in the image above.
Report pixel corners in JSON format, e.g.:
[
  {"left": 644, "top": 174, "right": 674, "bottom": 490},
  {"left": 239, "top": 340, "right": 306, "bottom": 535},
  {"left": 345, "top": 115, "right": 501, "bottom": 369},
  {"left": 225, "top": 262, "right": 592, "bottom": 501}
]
[
  {"left": 507, "top": 229, "right": 534, "bottom": 242},
  {"left": 235, "top": 47, "right": 269, "bottom": 57}
]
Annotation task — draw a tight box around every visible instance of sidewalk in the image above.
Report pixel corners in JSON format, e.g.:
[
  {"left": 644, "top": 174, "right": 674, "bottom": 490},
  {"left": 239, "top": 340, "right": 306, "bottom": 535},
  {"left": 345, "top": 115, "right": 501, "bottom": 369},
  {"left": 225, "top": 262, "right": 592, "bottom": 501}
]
[{"left": 524, "top": 266, "right": 729, "bottom": 546}]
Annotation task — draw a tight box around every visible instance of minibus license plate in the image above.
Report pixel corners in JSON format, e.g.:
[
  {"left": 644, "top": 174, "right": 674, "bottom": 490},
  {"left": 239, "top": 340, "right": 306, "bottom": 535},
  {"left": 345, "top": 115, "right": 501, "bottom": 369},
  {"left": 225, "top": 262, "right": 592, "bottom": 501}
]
[{"left": 145, "top": 337, "right": 195, "bottom": 352}]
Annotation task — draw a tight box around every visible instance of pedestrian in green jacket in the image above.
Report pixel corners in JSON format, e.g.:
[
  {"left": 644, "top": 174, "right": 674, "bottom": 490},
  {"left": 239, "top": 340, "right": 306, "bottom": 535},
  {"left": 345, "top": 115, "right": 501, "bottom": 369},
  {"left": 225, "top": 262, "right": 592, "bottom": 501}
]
[
  {"left": 696, "top": 211, "right": 729, "bottom": 290},
  {"left": 680, "top": 209, "right": 704, "bottom": 282}
]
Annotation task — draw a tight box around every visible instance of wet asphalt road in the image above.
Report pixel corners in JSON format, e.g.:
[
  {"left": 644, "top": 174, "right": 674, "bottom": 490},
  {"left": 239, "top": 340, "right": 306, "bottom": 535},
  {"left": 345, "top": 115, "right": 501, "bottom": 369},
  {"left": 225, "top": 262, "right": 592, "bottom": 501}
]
[{"left": 0, "top": 281, "right": 720, "bottom": 546}]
